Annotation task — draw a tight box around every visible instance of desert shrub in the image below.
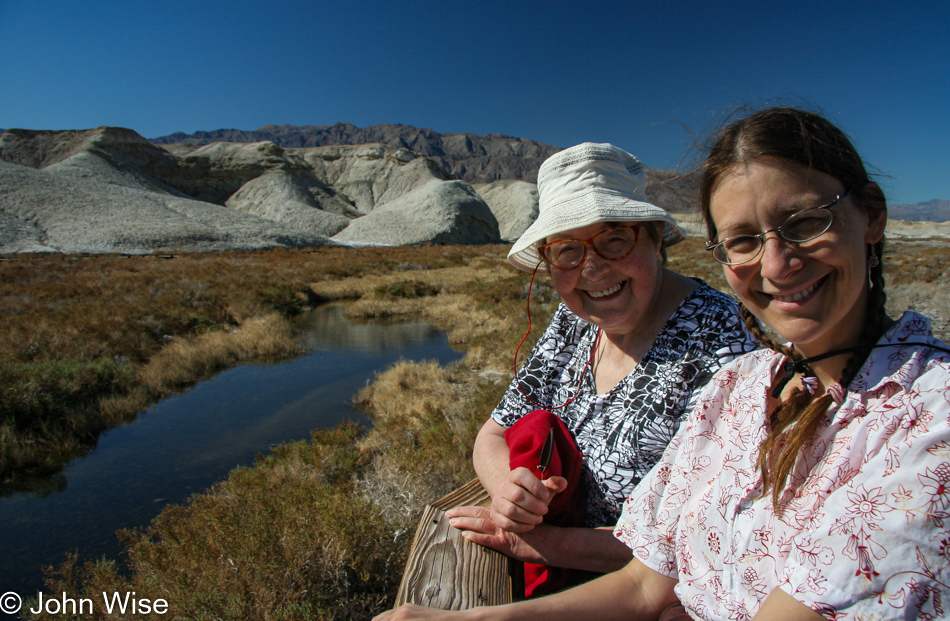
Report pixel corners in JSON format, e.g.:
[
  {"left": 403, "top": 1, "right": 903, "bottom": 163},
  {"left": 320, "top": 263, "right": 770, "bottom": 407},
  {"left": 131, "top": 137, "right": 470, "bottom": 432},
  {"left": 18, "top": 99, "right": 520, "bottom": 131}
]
[
  {"left": 0, "top": 358, "right": 131, "bottom": 422},
  {"left": 373, "top": 280, "right": 441, "bottom": 299},
  {"left": 0, "top": 357, "right": 134, "bottom": 480}
]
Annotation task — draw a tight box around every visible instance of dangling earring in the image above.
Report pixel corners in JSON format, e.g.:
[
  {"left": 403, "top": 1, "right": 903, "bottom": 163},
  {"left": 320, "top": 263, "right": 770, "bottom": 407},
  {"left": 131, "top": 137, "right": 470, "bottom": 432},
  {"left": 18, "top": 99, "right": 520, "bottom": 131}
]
[
  {"left": 727, "top": 285, "right": 740, "bottom": 306},
  {"left": 868, "top": 245, "right": 880, "bottom": 269}
]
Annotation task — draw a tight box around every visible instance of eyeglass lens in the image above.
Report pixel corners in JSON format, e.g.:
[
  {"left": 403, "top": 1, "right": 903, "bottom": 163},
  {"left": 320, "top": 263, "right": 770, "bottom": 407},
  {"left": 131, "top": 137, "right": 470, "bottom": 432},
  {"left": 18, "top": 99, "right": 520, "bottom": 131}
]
[
  {"left": 542, "top": 227, "right": 639, "bottom": 269},
  {"left": 712, "top": 205, "right": 836, "bottom": 265}
]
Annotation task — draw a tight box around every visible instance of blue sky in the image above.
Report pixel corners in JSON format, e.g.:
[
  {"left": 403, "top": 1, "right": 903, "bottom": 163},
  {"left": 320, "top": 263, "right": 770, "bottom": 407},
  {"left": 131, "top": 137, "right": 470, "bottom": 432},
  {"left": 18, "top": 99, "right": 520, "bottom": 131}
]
[{"left": 1, "top": 0, "right": 947, "bottom": 205}]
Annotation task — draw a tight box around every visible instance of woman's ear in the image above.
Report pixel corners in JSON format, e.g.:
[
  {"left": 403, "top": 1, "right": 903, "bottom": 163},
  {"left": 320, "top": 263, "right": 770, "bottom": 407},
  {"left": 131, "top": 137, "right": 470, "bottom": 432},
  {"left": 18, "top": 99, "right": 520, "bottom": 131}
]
[{"left": 862, "top": 182, "right": 888, "bottom": 244}]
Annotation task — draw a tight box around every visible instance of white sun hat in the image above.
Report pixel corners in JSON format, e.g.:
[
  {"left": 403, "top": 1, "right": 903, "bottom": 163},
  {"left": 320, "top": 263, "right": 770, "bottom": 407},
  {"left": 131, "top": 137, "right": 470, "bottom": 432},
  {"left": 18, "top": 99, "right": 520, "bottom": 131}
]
[{"left": 507, "top": 142, "right": 685, "bottom": 272}]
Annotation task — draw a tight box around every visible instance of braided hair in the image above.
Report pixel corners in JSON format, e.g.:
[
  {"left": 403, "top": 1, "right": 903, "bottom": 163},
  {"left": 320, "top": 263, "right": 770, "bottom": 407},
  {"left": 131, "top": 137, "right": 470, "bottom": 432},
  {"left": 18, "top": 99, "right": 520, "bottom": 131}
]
[
  {"left": 699, "top": 107, "right": 890, "bottom": 509},
  {"left": 741, "top": 239, "right": 887, "bottom": 508}
]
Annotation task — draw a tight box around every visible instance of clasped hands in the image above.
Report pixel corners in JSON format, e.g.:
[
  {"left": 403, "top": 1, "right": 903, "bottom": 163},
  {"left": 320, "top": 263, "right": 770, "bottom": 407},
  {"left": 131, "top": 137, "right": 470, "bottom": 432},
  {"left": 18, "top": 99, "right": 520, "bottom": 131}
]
[
  {"left": 445, "top": 467, "right": 567, "bottom": 562},
  {"left": 371, "top": 470, "right": 570, "bottom": 620}
]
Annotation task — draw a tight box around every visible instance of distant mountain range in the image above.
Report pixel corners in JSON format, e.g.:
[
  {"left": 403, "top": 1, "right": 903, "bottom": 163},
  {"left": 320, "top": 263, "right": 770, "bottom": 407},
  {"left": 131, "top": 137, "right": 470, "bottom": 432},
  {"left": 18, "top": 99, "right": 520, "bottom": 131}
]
[
  {"left": 151, "top": 122, "right": 559, "bottom": 185},
  {"left": 889, "top": 199, "right": 950, "bottom": 222}
]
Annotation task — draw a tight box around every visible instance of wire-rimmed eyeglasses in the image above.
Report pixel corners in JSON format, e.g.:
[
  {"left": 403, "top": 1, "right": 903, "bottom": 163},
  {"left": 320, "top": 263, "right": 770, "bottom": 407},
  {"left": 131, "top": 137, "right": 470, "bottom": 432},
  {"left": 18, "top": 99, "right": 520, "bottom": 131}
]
[
  {"left": 705, "top": 189, "right": 853, "bottom": 266},
  {"left": 538, "top": 224, "right": 641, "bottom": 270}
]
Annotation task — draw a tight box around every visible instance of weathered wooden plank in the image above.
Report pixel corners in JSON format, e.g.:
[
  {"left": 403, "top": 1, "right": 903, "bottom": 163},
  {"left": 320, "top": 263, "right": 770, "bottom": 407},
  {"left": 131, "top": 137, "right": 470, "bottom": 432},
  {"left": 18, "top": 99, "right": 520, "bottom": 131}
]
[
  {"left": 431, "top": 477, "right": 491, "bottom": 511},
  {"left": 395, "top": 479, "right": 523, "bottom": 609}
]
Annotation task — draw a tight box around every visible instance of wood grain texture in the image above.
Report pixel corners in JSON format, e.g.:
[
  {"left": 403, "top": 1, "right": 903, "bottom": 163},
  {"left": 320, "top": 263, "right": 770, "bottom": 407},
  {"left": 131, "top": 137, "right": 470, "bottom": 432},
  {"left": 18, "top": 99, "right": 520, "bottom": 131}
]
[{"left": 395, "top": 479, "right": 523, "bottom": 608}]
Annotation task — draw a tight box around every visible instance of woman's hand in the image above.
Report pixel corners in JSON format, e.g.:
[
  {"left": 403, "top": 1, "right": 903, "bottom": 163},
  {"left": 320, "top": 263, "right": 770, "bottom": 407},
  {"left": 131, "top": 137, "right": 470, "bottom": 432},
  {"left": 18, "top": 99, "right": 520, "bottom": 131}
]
[
  {"left": 447, "top": 505, "right": 633, "bottom": 573},
  {"left": 488, "top": 467, "right": 568, "bottom": 532},
  {"left": 445, "top": 505, "right": 546, "bottom": 563}
]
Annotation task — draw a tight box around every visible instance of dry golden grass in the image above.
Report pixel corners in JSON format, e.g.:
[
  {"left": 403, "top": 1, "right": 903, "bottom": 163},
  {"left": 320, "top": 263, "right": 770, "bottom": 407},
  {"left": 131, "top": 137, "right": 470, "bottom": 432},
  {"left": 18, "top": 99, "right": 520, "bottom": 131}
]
[
  {"left": 312, "top": 253, "right": 547, "bottom": 369},
  {"left": 312, "top": 262, "right": 516, "bottom": 349},
  {"left": 310, "top": 262, "right": 508, "bottom": 300},
  {"left": 139, "top": 313, "right": 296, "bottom": 389},
  {"left": 666, "top": 238, "right": 730, "bottom": 293}
]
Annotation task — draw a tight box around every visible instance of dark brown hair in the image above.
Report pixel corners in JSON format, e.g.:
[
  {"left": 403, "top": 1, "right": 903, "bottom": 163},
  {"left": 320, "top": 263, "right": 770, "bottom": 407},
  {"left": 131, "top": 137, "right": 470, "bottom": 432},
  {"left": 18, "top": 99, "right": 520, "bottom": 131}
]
[{"left": 699, "top": 107, "right": 888, "bottom": 508}]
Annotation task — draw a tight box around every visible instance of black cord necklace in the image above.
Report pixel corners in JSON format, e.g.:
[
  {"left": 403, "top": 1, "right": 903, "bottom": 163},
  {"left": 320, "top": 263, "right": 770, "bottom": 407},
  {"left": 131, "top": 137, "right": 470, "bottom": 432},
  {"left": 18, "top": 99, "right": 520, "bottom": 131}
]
[{"left": 771, "top": 341, "right": 950, "bottom": 399}]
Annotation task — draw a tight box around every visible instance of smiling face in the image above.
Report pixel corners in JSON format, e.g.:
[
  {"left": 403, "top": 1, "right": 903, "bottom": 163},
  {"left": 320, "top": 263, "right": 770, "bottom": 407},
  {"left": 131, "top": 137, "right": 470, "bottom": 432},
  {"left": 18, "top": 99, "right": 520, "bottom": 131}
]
[
  {"left": 546, "top": 221, "right": 664, "bottom": 338},
  {"left": 709, "top": 157, "right": 887, "bottom": 357}
]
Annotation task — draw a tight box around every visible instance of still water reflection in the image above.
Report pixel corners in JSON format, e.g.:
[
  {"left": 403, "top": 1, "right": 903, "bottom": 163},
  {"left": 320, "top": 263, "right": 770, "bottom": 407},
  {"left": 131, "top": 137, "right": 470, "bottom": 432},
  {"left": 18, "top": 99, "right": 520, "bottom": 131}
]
[{"left": 0, "top": 304, "right": 461, "bottom": 598}]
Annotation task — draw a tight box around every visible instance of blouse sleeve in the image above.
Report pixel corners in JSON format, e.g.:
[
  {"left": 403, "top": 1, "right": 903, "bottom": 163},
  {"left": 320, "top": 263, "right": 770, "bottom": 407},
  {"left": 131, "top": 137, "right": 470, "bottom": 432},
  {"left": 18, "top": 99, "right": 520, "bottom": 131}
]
[
  {"left": 612, "top": 381, "right": 715, "bottom": 580},
  {"left": 780, "top": 359, "right": 950, "bottom": 618},
  {"left": 679, "top": 285, "right": 758, "bottom": 417},
  {"left": 490, "top": 303, "right": 586, "bottom": 428},
  {"left": 613, "top": 351, "right": 763, "bottom": 581}
]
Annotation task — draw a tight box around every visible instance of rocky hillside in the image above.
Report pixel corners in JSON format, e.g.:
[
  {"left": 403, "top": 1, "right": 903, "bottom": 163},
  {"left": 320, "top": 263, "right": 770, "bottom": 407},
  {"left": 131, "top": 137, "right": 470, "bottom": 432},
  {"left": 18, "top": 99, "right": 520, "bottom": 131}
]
[
  {"left": 1, "top": 123, "right": 709, "bottom": 254},
  {"left": 152, "top": 121, "right": 704, "bottom": 228},
  {"left": 152, "top": 122, "right": 559, "bottom": 185},
  {"left": 0, "top": 127, "right": 503, "bottom": 253}
]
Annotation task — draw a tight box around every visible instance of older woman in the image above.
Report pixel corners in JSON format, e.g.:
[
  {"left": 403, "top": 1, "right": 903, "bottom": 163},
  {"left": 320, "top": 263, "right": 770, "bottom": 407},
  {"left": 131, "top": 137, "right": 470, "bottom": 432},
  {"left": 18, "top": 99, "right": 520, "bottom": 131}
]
[
  {"left": 375, "top": 111, "right": 950, "bottom": 620},
  {"left": 445, "top": 143, "right": 756, "bottom": 593}
]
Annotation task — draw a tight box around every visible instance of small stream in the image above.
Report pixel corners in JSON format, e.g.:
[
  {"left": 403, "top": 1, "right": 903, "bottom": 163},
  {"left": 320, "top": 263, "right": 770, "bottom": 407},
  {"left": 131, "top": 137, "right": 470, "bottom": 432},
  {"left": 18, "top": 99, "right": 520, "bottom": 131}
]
[{"left": 0, "top": 304, "right": 461, "bottom": 599}]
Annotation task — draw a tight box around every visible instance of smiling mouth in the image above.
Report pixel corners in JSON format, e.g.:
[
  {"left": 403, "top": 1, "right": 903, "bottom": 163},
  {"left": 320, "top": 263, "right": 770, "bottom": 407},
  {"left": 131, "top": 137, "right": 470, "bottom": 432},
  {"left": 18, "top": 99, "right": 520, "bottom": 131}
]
[
  {"left": 587, "top": 282, "right": 624, "bottom": 299},
  {"left": 770, "top": 276, "right": 827, "bottom": 303}
]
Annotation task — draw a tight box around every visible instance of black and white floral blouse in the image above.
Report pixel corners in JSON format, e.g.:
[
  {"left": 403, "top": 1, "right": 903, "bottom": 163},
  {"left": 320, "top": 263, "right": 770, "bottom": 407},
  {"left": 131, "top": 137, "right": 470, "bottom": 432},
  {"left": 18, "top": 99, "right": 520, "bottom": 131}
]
[{"left": 491, "top": 281, "right": 757, "bottom": 527}]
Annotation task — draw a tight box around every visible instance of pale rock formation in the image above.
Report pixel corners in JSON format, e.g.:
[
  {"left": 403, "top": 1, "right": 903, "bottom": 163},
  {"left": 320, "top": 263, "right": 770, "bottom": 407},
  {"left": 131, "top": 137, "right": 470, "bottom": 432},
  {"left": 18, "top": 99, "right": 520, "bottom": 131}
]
[
  {"left": 669, "top": 213, "right": 707, "bottom": 238},
  {"left": 166, "top": 140, "right": 292, "bottom": 204},
  {"left": 0, "top": 148, "right": 327, "bottom": 254},
  {"left": 225, "top": 170, "right": 351, "bottom": 237},
  {"left": 0, "top": 125, "right": 721, "bottom": 254},
  {"left": 301, "top": 144, "right": 449, "bottom": 214},
  {"left": 0, "top": 207, "right": 55, "bottom": 253},
  {"left": 885, "top": 219, "right": 950, "bottom": 239},
  {"left": 0, "top": 127, "right": 506, "bottom": 253},
  {"left": 471, "top": 180, "right": 539, "bottom": 241},
  {"left": 332, "top": 180, "right": 500, "bottom": 246}
]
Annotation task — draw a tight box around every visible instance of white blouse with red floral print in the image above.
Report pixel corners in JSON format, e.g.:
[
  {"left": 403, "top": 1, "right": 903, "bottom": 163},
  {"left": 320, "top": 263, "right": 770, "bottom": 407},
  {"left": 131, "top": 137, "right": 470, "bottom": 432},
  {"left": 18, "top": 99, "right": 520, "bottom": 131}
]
[{"left": 615, "top": 311, "right": 950, "bottom": 620}]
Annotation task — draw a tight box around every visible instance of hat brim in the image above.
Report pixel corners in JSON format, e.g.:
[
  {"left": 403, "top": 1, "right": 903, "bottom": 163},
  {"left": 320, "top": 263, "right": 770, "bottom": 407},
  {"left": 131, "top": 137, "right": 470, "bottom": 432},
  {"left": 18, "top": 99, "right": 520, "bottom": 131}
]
[{"left": 507, "top": 191, "right": 686, "bottom": 272}]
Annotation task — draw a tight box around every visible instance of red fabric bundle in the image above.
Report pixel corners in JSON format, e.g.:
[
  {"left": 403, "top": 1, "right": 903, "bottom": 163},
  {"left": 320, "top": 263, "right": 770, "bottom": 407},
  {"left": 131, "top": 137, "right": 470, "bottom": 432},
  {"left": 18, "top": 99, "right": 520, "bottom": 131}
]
[{"left": 504, "top": 410, "right": 586, "bottom": 597}]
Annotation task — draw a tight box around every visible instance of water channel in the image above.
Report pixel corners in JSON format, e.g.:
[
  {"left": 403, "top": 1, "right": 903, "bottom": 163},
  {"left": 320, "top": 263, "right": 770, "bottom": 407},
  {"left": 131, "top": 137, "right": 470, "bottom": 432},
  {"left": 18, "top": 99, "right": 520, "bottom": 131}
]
[{"left": 0, "top": 304, "right": 462, "bottom": 599}]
